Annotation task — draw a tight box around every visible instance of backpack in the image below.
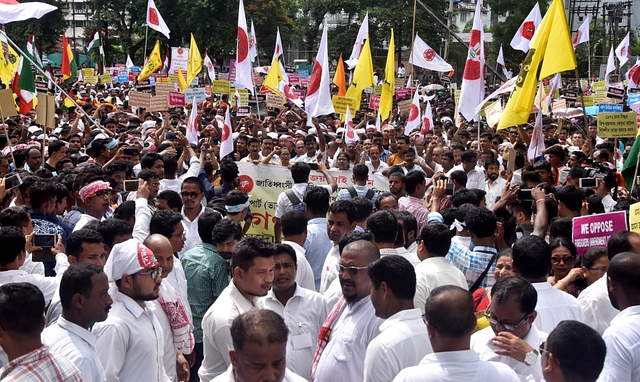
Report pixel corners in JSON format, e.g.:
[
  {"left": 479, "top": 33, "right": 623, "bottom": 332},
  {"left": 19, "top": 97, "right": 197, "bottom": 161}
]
[
  {"left": 285, "top": 189, "right": 306, "bottom": 212},
  {"left": 346, "top": 185, "right": 376, "bottom": 201}
]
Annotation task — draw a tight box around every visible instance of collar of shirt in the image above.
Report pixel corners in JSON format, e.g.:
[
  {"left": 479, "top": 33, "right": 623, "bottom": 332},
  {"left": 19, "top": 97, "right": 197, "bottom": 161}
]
[
  {"left": 229, "top": 280, "right": 257, "bottom": 311},
  {"left": 532, "top": 281, "right": 553, "bottom": 292},
  {"left": 181, "top": 204, "right": 205, "bottom": 223},
  {"left": 57, "top": 316, "right": 96, "bottom": 348},
  {"left": 308, "top": 217, "right": 327, "bottom": 226},
  {"left": 265, "top": 283, "right": 305, "bottom": 306},
  {"left": 471, "top": 246, "right": 497, "bottom": 255},
  {"left": 292, "top": 183, "right": 308, "bottom": 195},
  {"left": 380, "top": 308, "right": 422, "bottom": 332},
  {"left": 347, "top": 294, "right": 372, "bottom": 312},
  {"left": 201, "top": 242, "right": 221, "bottom": 255},
  {"left": 380, "top": 248, "right": 397, "bottom": 257},
  {"left": 116, "top": 291, "right": 148, "bottom": 319},
  {"left": 421, "top": 349, "right": 480, "bottom": 365},
  {"left": 612, "top": 304, "right": 640, "bottom": 325},
  {"left": 421, "top": 256, "right": 450, "bottom": 267},
  {"left": 1, "top": 346, "right": 49, "bottom": 376},
  {"left": 282, "top": 240, "right": 305, "bottom": 255}
]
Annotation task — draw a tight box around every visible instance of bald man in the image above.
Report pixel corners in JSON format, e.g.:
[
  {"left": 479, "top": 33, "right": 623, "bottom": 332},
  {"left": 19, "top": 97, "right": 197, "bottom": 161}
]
[
  {"left": 145, "top": 234, "right": 194, "bottom": 382},
  {"left": 310, "top": 240, "right": 384, "bottom": 382}
]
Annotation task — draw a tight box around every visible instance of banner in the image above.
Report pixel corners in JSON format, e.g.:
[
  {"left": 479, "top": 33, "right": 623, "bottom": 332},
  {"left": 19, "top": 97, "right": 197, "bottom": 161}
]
[
  {"left": 597, "top": 112, "right": 638, "bottom": 138},
  {"left": 331, "top": 96, "right": 358, "bottom": 114},
  {"left": 572, "top": 211, "right": 628, "bottom": 255},
  {"left": 169, "top": 47, "right": 189, "bottom": 74},
  {"left": 238, "top": 163, "right": 390, "bottom": 241},
  {"left": 630, "top": 202, "right": 640, "bottom": 234}
]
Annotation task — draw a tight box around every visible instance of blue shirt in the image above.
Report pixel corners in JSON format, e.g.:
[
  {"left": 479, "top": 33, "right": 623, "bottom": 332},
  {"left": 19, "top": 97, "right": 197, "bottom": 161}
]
[
  {"left": 446, "top": 241, "right": 497, "bottom": 289},
  {"left": 304, "top": 217, "right": 332, "bottom": 291}
]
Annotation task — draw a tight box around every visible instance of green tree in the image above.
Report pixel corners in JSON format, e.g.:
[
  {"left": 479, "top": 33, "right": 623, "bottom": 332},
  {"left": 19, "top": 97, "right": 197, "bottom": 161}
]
[{"left": 5, "top": 0, "right": 67, "bottom": 54}]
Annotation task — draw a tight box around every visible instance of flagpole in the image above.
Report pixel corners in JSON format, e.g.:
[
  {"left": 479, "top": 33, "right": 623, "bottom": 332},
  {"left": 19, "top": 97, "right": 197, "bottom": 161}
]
[
  {"left": 574, "top": 67, "right": 593, "bottom": 158},
  {"left": 411, "top": 0, "right": 417, "bottom": 78},
  {"left": 144, "top": 25, "right": 149, "bottom": 63},
  {"left": 587, "top": 43, "right": 591, "bottom": 83}
]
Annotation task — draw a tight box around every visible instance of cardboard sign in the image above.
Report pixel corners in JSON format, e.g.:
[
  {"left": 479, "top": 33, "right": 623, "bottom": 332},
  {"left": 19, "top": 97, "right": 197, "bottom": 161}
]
[
  {"left": 81, "top": 68, "right": 94, "bottom": 77},
  {"left": 593, "top": 93, "right": 608, "bottom": 104},
  {"left": 373, "top": 85, "right": 382, "bottom": 96},
  {"left": 36, "top": 94, "right": 55, "bottom": 128},
  {"left": 229, "top": 88, "right": 249, "bottom": 107},
  {"left": 563, "top": 90, "right": 577, "bottom": 101},
  {"left": 630, "top": 202, "right": 640, "bottom": 234},
  {"left": 218, "top": 72, "right": 229, "bottom": 81},
  {"left": 573, "top": 211, "right": 628, "bottom": 255},
  {"left": 628, "top": 93, "right": 640, "bottom": 106},
  {"left": 148, "top": 95, "right": 168, "bottom": 112},
  {"left": 397, "top": 99, "right": 412, "bottom": 115},
  {"left": 0, "top": 89, "right": 17, "bottom": 117},
  {"left": 213, "top": 80, "right": 231, "bottom": 94},
  {"left": 128, "top": 91, "right": 151, "bottom": 108},
  {"left": 169, "top": 91, "right": 185, "bottom": 107},
  {"left": 183, "top": 87, "right": 207, "bottom": 103},
  {"left": 168, "top": 74, "right": 179, "bottom": 83},
  {"left": 582, "top": 95, "right": 594, "bottom": 107},
  {"left": 84, "top": 75, "right": 98, "bottom": 84},
  {"left": 237, "top": 106, "right": 251, "bottom": 116},
  {"left": 155, "top": 82, "right": 178, "bottom": 100},
  {"left": 100, "top": 73, "right": 112, "bottom": 84},
  {"left": 369, "top": 95, "right": 380, "bottom": 110},
  {"left": 292, "top": 89, "right": 306, "bottom": 101},
  {"left": 592, "top": 81, "right": 606, "bottom": 93},
  {"left": 597, "top": 112, "right": 638, "bottom": 138},
  {"left": 598, "top": 104, "right": 623, "bottom": 113},
  {"left": 552, "top": 99, "right": 567, "bottom": 113},
  {"left": 266, "top": 93, "right": 285, "bottom": 108},
  {"left": 395, "top": 77, "right": 406, "bottom": 88},
  {"left": 607, "top": 86, "right": 625, "bottom": 99},
  {"left": 331, "top": 96, "right": 358, "bottom": 114}
]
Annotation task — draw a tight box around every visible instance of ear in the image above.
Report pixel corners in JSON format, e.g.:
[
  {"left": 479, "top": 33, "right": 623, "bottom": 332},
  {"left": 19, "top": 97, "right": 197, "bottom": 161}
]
[
  {"left": 528, "top": 310, "right": 538, "bottom": 324},
  {"left": 233, "top": 266, "right": 243, "bottom": 281},
  {"left": 72, "top": 293, "right": 84, "bottom": 310},
  {"left": 380, "top": 282, "right": 389, "bottom": 299},
  {"left": 229, "top": 349, "right": 238, "bottom": 367},
  {"left": 121, "top": 274, "right": 134, "bottom": 290},
  {"left": 425, "top": 321, "right": 436, "bottom": 340},
  {"left": 68, "top": 255, "right": 78, "bottom": 265},
  {"left": 544, "top": 352, "right": 561, "bottom": 374}
]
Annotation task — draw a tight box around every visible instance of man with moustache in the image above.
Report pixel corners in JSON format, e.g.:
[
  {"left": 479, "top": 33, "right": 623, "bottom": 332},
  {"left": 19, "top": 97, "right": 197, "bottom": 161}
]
[
  {"left": 484, "top": 159, "right": 505, "bottom": 209},
  {"left": 199, "top": 238, "right": 275, "bottom": 381},
  {"left": 73, "top": 179, "right": 112, "bottom": 231}
]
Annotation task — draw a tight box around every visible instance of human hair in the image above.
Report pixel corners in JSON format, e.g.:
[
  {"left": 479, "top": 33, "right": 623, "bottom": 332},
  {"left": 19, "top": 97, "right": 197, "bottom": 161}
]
[
  {"left": 181, "top": 176, "right": 204, "bottom": 193},
  {"left": 329, "top": 200, "right": 357, "bottom": 224},
  {"left": 28, "top": 180, "right": 56, "bottom": 210},
  {"left": 461, "top": 150, "right": 477, "bottom": 163},
  {"left": 140, "top": 152, "right": 163, "bottom": 170},
  {"left": 367, "top": 211, "right": 397, "bottom": 244},
  {"left": 48, "top": 139, "right": 66, "bottom": 155},
  {"left": 607, "top": 231, "right": 640, "bottom": 260},
  {"left": 465, "top": 207, "right": 496, "bottom": 238},
  {"left": 220, "top": 160, "right": 239, "bottom": 183},
  {"left": 479, "top": 132, "right": 493, "bottom": 141},
  {"left": 212, "top": 218, "right": 243, "bottom": 246},
  {"left": 607, "top": 252, "right": 640, "bottom": 293},
  {"left": 157, "top": 190, "right": 183, "bottom": 211},
  {"left": 546, "top": 321, "right": 606, "bottom": 382},
  {"left": 291, "top": 161, "right": 311, "bottom": 184},
  {"left": 0, "top": 226, "right": 26, "bottom": 265},
  {"left": 114, "top": 200, "right": 136, "bottom": 222},
  {"left": 303, "top": 186, "right": 330, "bottom": 216},
  {"left": 374, "top": 192, "right": 397, "bottom": 210},
  {"left": 231, "top": 237, "right": 274, "bottom": 272},
  {"left": 66, "top": 229, "right": 103, "bottom": 260},
  {"left": 52, "top": 182, "right": 70, "bottom": 205},
  {"left": 555, "top": 186, "right": 583, "bottom": 213},
  {"left": 150, "top": 210, "right": 184, "bottom": 239},
  {"left": 60, "top": 262, "right": 104, "bottom": 310},
  {"left": 484, "top": 158, "right": 500, "bottom": 171},
  {"left": 352, "top": 164, "right": 369, "bottom": 182},
  {"left": 549, "top": 236, "right": 577, "bottom": 257},
  {"left": 0, "top": 283, "right": 45, "bottom": 339},
  {"left": 198, "top": 210, "right": 223, "bottom": 244},
  {"left": 490, "top": 276, "right": 537, "bottom": 315},
  {"left": 396, "top": 211, "right": 417, "bottom": 239},
  {"left": 531, "top": 196, "right": 558, "bottom": 226},
  {"left": 367, "top": 255, "right": 416, "bottom": 300},
  {"left": 587, "top": 194, "right": 604, "bottom": 214},
  {"left": 582, "top": 247, "right": 608, "bottom": 268},
  {"left": 225, "top": 190, "right": 249, "bottom": 212},
  {"left": 449, "top": 170, "right": 467, "bottom": 189},
  {"left": 281, "top": 210, "right": 308, "bottom": 237},
  {"left": 521, "top": 171, "right": 542, "bottom": 185},
  {"left": 96, "top": 219, "right": 132, "bottom": 249},
  {"left": 424, "top": 286, "right": 475, "bottom": 338},
  {"left": 451, "top": 188, "right": 479, "bottom": 208},
  {"left": 105, "top": 160, "right": 131, "bottom": 178},
  {"left": 512, "top": 235, "right": 552, "bottom": 280},
  {"left": 88, "top": 139, "right": 108, "bottom": 158},
  {"left": 442, "top": 151, "right": 454, "bottom": 162},
  {"left": 273, "top": 243, "right": 297, "bottom": 264},
  {"left": 338, "top": 230, "right": 374, "bottom": 254},
  {"left": 351, "top": 196, "right": 373, "bottom": 222},
  {"left": 138, "top": 168, "right": 159, "bottom": 182},
  {"left": 55, "top": 158, "right": 73, "bottom": 173},
  {"left": 403, "top": 171, "right": 425, "bottom": 195},
  {"left": 420, "top": 223, "right": 452, "bottom": 256},
  {"left": 230, "top": 309, "right": 289, "bottom": 353}
]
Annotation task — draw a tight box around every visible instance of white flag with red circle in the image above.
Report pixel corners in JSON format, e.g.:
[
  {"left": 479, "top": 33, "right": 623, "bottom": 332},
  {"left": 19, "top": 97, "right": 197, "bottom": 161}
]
[
  {"left": 421, "top": 100, "right": 433, "bottom": 136},
  {"left": 409, "top": 33, "right": 453, "bottom": 73},
  {"left": 187, "top": 96, "right": 199, "bottom": 145},
  {"left": 204, "top": 50, "right": 215, "bottom": 81},
  {"left": 404, "top": 87, "right": 421, "bottom": 135},
  {"left": 510, "top": 2, "right": 541, "bottom": 53},
  {"left": 220, "top": 107, "right": 234, "bottom": 159},
  {"left": 626, "top": 60, "right": 640, "bottom": 89},
  {"left": 573, "top": 16, "right": 590, "bottom": 49},
  {"left": 458, "top": 0, "right": 485, "bottom": 121},
  {"left": 305, "top": 20, "right": 334, "bottom": 123},
  {"left": 146, "top": 0, "right": 170, "bottom": 39},
  {"left": 374, "top": 112, "right": 381, "bottom": 132},
  {"left": 615, "top": 32, "right": 631, "bottom": 68},
  {"left": 235, "top": 0, "right": 254, "bottom": 93},
  {"left": 344, "top": 106, "right": 358, "bottom": 144}
]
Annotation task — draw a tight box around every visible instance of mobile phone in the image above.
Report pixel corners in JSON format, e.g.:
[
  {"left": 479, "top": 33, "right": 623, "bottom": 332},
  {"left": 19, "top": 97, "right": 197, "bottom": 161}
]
[
  {"left": 579, "top": 178, "right": 597, "bottom": 188},
  {"left": 445, "top": 183, "right": 454, "bottom": 195},
  {"left": 165, "top": 132, "right": 177, "bottom": 140},
  {"left": 4, "top": 173, "right": 22, "bottom": 189},
  {"left": 123, "top": 180, "right": 139, "bottom": 192},
  {"left": 123, "top": 148, "right": 139, "bottom": 156},
  {"left": 34, "top": 234, "right": 55, "bottom": 248},
  {"left": 308, "top": 163, "right": 319, "bottom": 171},
  {"left": 517, "top": 189, "right": 533, "bottom": 201}
]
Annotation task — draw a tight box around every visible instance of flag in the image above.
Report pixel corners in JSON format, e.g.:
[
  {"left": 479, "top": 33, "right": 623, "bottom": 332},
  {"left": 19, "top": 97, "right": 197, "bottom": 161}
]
[
  {"left": 0, "top": 0, "right": 56, "bottom": 24},
  {"left": 178, "top": 68, "right": 188, "bottom": 93},
  {"left": 98, "top": 43, "right": 105, "bottom": 75},
  {"left": 86, "top": 27, "right": 100, "bottom": 52},
  {"left": 374, "top": 112, "right": 381, "bottom": 132},
  {"left": 263, "top": 57, "right": 284, "bottom": 96},
  {"left": 346, "top": 12, "right": 369, "bottom": 69},
  {"left": 344, "top": 106, "right": 358, "bottom": 144},
  {"left": 409, "top": 33, "right": 453, "bottom": 72},
  {"left": 220, "top": 106, "right": 234, "bottom": 158},
  {"left": 77, "top": 68, "right": 83, "bottom": 82},
  {"left": 573, "top": 15, "right": 590, "bottom": 48},
  {"left": 623, "top": 128, "right": 640, "bottom": 188},
  {"left": 546, "top": 72, "right": 560, "bottom": 106},
  {"left": 126, "top": 55, "right": 134, "bottom": 69},
  {"left": 26, "top": 34, "right": 42, "bottom": 69},
  {"left": 534, "top": 81, "right": 548, "bottom": 114},
  {"left": 138, "top": 40, "right": 163, "bottom": 81},
  {"left": 528, "top": 99, "right": 544, "bottom": 162},
  {"left": 305, "top": 20, "right": 334, "bottom": 121},
  {"left": 12, "top": 56, "right": 36, "bottom": 114},
  {"left": 404, "top": 87, "right": 421, "bottom": 135},
  {"left": 345, "top": 38, "right": 373, "bottom": 109},
  {"left": 235, "top": 0, "right": 253, "bottom": 93},
  {"left": 458, "top": 0, "right": 485, "bottom": 121},
  {"left": 187, "top": 33, "right": 202, "bottom": 85},
  {"left": 615, "top": 32, "right": 630, "bottom": 67},
  {"left": 278, "top": 80, "right": 303, "bottom": 107},
  {"left": 605, "top": 46, "right": 615, "bottom": 87},
  {"left": 61, "top": 33, "right": 77, "bottom": 83},
  {"left": 203, "top": 50, "right": 215, "bottom": 81},
  {"left": 626, "top": 60, "right": 640, "bottom": 89},
  {"left": 333, "top": 54, "right": 346, "bottom": 96},
  {"left": 249, "top": 20, "right": 258, "bottom": 63},
  {"left": 272, "top": 28, "right": 288, "bottom": 83},
  {"left": 380, "top": 29, "right": 395, "bottom": 121},
  {"left": 45, "top": 65, "right": 54, "bottom": 93},
  {"left": 497, "top": 0, "right": 576, "bottom": 130},
  {"left": 162, "top": 45, "right": 170, "bottom": 73},
  {"left": 421, "top": 99, "right": 433, "bottom": 136},
  {"left": 474, "top": 76, "right": 517, "bottom": 116},
  {"left": 510, "top": 2, "right": 542, "bottom": 53},
  {"left": 406, "top": 73, "right": 412, "bottom": 87},
  {"left": 497, "top": 44, "right": 512, "bottom": 79},
  {"left": 146, "top": 0, "right": 170, "bottom": 39},
  {"left": 187, "top": 96, "right": 199, "bottom": 144}
]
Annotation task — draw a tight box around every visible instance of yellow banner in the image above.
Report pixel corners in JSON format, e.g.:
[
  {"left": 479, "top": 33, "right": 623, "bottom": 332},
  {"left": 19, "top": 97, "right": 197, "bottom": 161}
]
[
  {"left": 331, "top": 96, "right": 358, "bottom": 114},
  {"left": 631, "top": 202, "right": 640, "bottom": 234},
  {"left": 597, "top": 112, "right": 638, "bottom": 138}
]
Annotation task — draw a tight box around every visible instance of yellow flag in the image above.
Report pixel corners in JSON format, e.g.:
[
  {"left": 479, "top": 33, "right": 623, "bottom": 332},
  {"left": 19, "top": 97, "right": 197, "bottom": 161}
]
[
  {"left": 380, "top": 29, "right": 395, "bottom": 121},
  {"left": 263, "top": 57, "right": 284, "bottom": 96},
  {"left": 333, "top": 54, "right": 346, "bottom": 97},
  {"left": 138, "top": 40, "right": 163, "bottom": 82},
  {"left": 498, "top": 0, "right": 576, "bottom": 130},
  {"left": 345, "top": 38, "right": 374, "bottom": 109},
  {"left": 187, "top": 33, "right": 203, "bottom": 85},
  {"left": 178, "top": 68, "right": 188, "bottom": 93}
]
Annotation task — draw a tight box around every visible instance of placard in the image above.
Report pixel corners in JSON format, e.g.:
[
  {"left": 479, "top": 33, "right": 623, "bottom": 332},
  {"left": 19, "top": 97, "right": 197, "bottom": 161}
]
[
  {"left": 592, "top": 81, "right": 606, "bottom": 92},
  {"left": 169, "top": 91, "right": 185, "bottom": 107},
  {"left": 563, "top": 90, "right": 577, "bottom": 101},
  {"left": 593, "top": 93, "right": 608, "bottom": 104},
  {"left": 573, "top": 211, "right": 628, "bottom": 255},
  {"left": 218, "top": 72, "right": 229, "bottom": 81},
  {"left": 296, "top": 70, "right": 309, "bottom": 78},
  {"left": 331, "top": 96, "right": 358, "bottom": 114},
  {"left": 395, "top": 77, "right": 406, "bottom": 88},
  {"left": 148, "top": 95, "right": 168, "bottom": 112},
  {"left": 628, "top": 93, "right": 640, "bottom": 106},
  {"left": 128, "top": 91, "right": 151, "bottom": 108},
  {"left": 229, "top": 88, "right": 249, "bottom": 107},
  {"left": 169, "top": 47, "right": 189, "bottom": 74},
  {"left": 397, "top": 99, "right": 412, "bottom": 115},
  {"left": 237, "top": 106, "right": 251, "bottom": 116},
  {"left": 213, "top": 80, "right": 231, "bottom": 94},
  {"left": 0, "top": 89, "right": 17, "bottom": 117},
  {"left": 597, "top": 112, "right": 638, "bottom": 138},
  {"left": 598, "top": 104, "right": 623, "bottom": 113},
  {"left": 205, "top": 85, "right": 212, "bottom": 96},
  {"left": 288, "top": 74, "right": 300, "bottom": 84},
  {"left": 84, "top": 75, "right": 98, "bottom": 84},
  {"left": 607, "top": 86, "right": 625, "bottom": 99},
  {"left": 292, "top": 89, "right": 306, "bottom": 101},
  {"left": 117, "top": 73, "right": 129, "bottom": 83},
  {"left": 36, "top": 94, "right": 55, "bottom": 128},
  {"left": 373, "top": 85, "right": 382, "bottom": 96},
  {"left": 266, "top": 93, "right": 285, "bottom": 108},
  {"left": 81, "top": 68, "right": 94, "bottom": 77},
  {"left": 183, "top": 87, "right": 207, "bottom": 103},
  {"left": 552, "top": 99, "right": 567, "bottom": 113},
  {"left": 582, "top": 95, "right": 594, "bottom": 107},
  {"left": 168, "top": 74, "right": 179, "bottom": 83},
  {"left": 630, "top": 202, "right": 640, "bottom": 234},
  {"left": 369, "top": 95, "right": 380, "bottom": 110},
  {"left": 100, "top": 73, "right": 112, "bottom": 84}
]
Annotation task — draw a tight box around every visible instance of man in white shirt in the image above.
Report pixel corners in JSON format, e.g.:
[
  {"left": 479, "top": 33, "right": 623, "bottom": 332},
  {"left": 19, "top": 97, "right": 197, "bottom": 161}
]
[
  {"left": 310, "top": 240, "right": 384, "bottom": 382},
  {"left": 42, "top": 263, "right": 112, "bottom": 382},
  {"left": 365, "top": 256, "right": 432, "bottom": 382},
  {"left": 303, "top": 186, "right": 334, "bottom": 291},
  {"left": 471, "top": 277, "right": 547, "bottom": 381},
  {"left": 212, "top": 310, "right": 307, "bottom": 382},
  {"left": 319, "top": 200, "right": 357, "bottom": 294},
  {"left": 291, "top": 119, "right": 327, "bottom": 165},
  {"left": 512, "top": 235, "right": 584, "bottom": 333},
  {"left": 448, "top": 149, "right": 486, "bottom": 190},
  {"left": 597, "top": 252, "right": 640, "bottom": 382},
  {"left": 73, "top": 180, "right": 111, "bottom": 231},
  {"left": 259, "top": 244, "right": 329, "bottom": 379},
  {"left": 93, "top": 238, "right": 169, "bottom": 382},
  {"left": 199, "top": 237, "right": 276, "bottom": 381},
  {"left": 367, "top": 211, "right": 420, "bottom": 266},
  {"left": 484, "top": 158, "right": 506, "bottom": 208},
  {"left": 281, "top": 210, "right": 320, "bottom": 290},
  {"left": 160, "top": 135, "right": 201, "bottom": 193},
  {"left": 179, "top": 177, "right": 209, "bottom": 256},
  {"left": 395, "top": 285, "right": 519, "bottom": 382},
  {"left": 414, "top": 223, "right": 468, "bottom": 313}
]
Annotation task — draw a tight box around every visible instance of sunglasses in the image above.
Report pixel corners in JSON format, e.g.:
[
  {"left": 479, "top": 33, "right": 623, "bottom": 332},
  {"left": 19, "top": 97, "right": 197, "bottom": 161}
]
[
  {"left": 181, "top": 191, "right": 201, "bottom": 199},
  {"left": 551, "top": 256, "right": 576, "bottom": 265},
  {"left": 336, "top": 264, "right": 368, "bottom": 276}
]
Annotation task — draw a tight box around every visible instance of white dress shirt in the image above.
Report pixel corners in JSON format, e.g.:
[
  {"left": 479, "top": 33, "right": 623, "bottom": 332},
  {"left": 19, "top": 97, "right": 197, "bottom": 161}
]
[
  {"left": 73, "top": 214, "right": 100, "bottom": 231},
  {"left": 153, "top": 281, "right": 179, "bottom": 382},
  {"left": 275, "top": 183, "right": 333, "bottom": 219},
  {"left": 413, "top": 257, "right": 468, "bottom": 313},
  {"left": 160, "top": 156, "right": 201, "bottom": 193},
  {"left": 311, "top": 296, "right": 384, "bottom": 382},
  {"left": 577, "top": 274, "right": 619, "bottom": 335},
  {"left": 394, "top": 247, "right": 421, "bottom": 267},
  {"left": 450, "top": 164, "right": 486, "bottom": 190},
  {"left": 485, "top": 177, "right": 506, "bottom": 208},
  {"left": 364, "top": 309, "right": 432, "bottom": 382},
  {"left": 532, "top": 281, "right": 584, "bottom": 333},
  {"left": 19, "top": 253, "right": 44, "bottom": 275},
  {"left": 165, "top": 257, "right": 194, "bottom": 331},
  {"left": 93, "top": 291, "right": 169, "bottom": 382},
  {"left": 406, "top": 242, "right": 418, "bottom": 255},
  {"left": 282, "top": 240, "right": 317, "bottom": 291},
  {"left": 319, "top": 245, "right": 340, "bottom": 294},
  {"left": 212, "top": 365, "right": 307, "bottom": 382},
  {"left": 180, "top": 205, "right": 207, "bottom": 257},
  {"left": 0, "top": 253, "right": 69, "bottom": 304},
  {"left": 597, "top": 305, "right": 640, "bottom": 382},
  {"left": 199, "top": 281, "right": 257, "bottom": 381},
  {"left": 41, "top": 316, "right": 106, "bottom": 382},
  {"left": 393, "top": 349, "right": 520, "bottom": 382},
  {"left": 259, "top": 285, "right": 329, "bottom": 379},
  {"left": 471, "top": 324, "right": 548, "bottom": 381}
]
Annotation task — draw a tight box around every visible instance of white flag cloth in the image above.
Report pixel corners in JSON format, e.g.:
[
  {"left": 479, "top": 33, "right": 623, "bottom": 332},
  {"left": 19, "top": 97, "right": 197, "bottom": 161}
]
[
  {"left": 546, "top": 73, "right": 561, "bottom": 106},
  {"left": 496, "top": 44, "right": 512, "bottom": 79},
  {"left": 605, "top": 46, "right": 616, "bottom": 87},
  {"left": 406, "top": 73, "right": 412, "bottom": 87},
  {"left": 204, "top": 52, "right": 215, "bottom": 81},
  {"left": 272, "top": 28, "right": 288, "bottom": 83},
  {"left": 528, "top": 100, "right": 544, "bottom": 163},
  {"left": 0, "top": 0, "right": 56, "bottom": 25},
  {"left": 458, "top": 0, "right": 485, "bottom": 121},
  {"left": 344, "top": 106, "right": 358, "bottom": 144},
  {"left": 146, "top": 0, "right": 170, "bottom": 39},
  {"left": 126, "top": 55, "right": 134, "bottom": 70},
  {"left": 305, "top": 20, "right": 334, "bottom": 123},
  {"left": 404, "top": 88, "right": 421, "bottom": 135},
  {"left": 346, "top": 12, "right": 369, "bottom": 70},
  {"left": 485, "top": 100, "right": 503, "bottom": 128},
  {"left": 421, "top": 100, "right": 433, "bottom": 136},
  {"left": 278, "top": 81, "right": 303, "bottom": 107},
  {"left": 249, "top": 20, "right": 258, "bottom": 63},
  {"left": 626, "top": 60, "right": 640, "bottom": 89},
  {"left": 374, "top": 112, "right": 381, "bottom": 132},
  {"left": 234, "top": 0, "right": 254, "bottom": 93},
  {"left": 187, "top": 97, "right": 198, "bottom": 145},
  {"left": 615, "top": 32, "right": 631, "bottom": 67},
  {"left": 474, "top": 76, "right": 517, "bottom": 116},
  {"left": 409, "top": 33, "right": 453, "bottom": 73},
  {"left": 220, "top": 107, "right": 234, "bottom": 159},
  {"left": 573, "top": 16, "right": 590, "bottom": 48},
  {"left": 510, "top": 2, "right": 541, "bottom": 53}
]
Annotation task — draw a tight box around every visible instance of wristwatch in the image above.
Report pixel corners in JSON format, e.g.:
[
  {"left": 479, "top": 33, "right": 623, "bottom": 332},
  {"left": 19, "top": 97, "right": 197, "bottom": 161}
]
[{"left": 523, "top": 349, "right": 539, "bottom": 366}]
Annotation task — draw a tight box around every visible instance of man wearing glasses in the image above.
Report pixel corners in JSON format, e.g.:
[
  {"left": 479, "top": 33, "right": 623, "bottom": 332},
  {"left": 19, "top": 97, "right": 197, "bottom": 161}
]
[
  {"left": 94, "top": 238, "right": 169, "bottom": 382},
  {"left": 73, "top": 178, "right": 112, "bottom": 232},
  {"left": 180, "top": 177, "right": 208, "bottom": 256},
  {"left": 471, "top": 276, "right": 547, "bottom": 381}
]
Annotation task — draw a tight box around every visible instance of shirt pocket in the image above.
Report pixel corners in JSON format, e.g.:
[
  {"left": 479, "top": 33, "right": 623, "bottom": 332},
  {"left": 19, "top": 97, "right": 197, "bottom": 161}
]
[
  {"left": 290, "top": 321, "right": 317, "bottom": 350},
  {"left": 331, "top": 334, "right": 356, "bottom": 362}
]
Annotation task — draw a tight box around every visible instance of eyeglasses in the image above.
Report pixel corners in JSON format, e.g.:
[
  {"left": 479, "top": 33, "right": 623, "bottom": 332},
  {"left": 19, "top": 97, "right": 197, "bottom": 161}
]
[
  {"left": 181, "top": 191, "right": 201, "bottom": 199},
  {"left": 135, "top": 267, "right": 162, "bottom": 279},
  {"left": 337, "top": 264, "right": 368, "bottom": 276},
  {"left": 89, "top": 190, "right": 111, "bottom": 198},
  {"left": 149, "top": 183, "right": 160, "bottom": 188},
  {"left": 172, "top": 231, "right": 186, "bottom": 238},
  {"left": 539, "top": 341, "right": 550, "bottom": 355},
  {"left": 587, "top": 267, "right": 607, "bottom": 273},
  {"left": 381, "top": 205, "right": 399, "bottom": 212},
  {"left": 484, "top": 306, "right": 530, "bottom": 331},
  {"left": 551, "top": 256, "right": 576, "bottom": 265}
]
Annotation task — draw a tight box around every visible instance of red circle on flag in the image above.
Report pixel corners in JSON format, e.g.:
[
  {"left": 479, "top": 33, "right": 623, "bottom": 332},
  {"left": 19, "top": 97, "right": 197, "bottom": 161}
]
[
  {"left": 222, "top": 123, "right": 231, "bottom": 141},
  {"left": 423, "top": 49, "right": 436, "bottom": 62},
  {"left": 347, "top": 129, "right": 355, "bottom": 139},
  {"left": 307, "top": 60, "right": 322, "bottom": 96},
  {"left": 463, "top": 30, "right": 481, "bottom": 81},
  {"left": 237, "top": 27, "right": 249, "bottom": 62},
  {"left": 408, "top": 105, "right": 419, "bottom": 121},
  {"left": 237, "top": 175, "right": 254, "bottom": 193},
  {"left": 522, "top": 21, "right": 535, "bottom": 40},
  {"left": 421, "top": 119, "right": 430, "bottom": 134},
  {"left": 629, "top": 65, "right": 640, "bottom": 85},
  {"left": 149, "top": 8, "right": 159, "bottom": 26}
]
